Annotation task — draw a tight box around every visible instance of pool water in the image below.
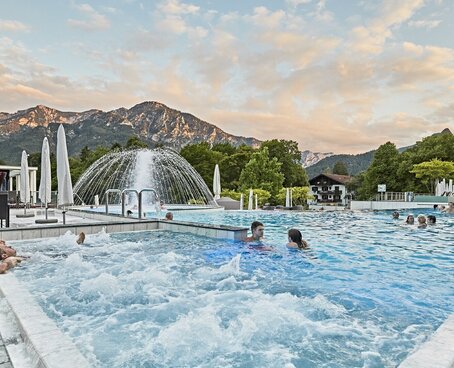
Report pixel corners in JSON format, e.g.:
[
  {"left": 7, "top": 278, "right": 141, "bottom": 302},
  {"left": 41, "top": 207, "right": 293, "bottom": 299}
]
[{"left": 12, "top": 210, "right": 454, "bottom": 368}]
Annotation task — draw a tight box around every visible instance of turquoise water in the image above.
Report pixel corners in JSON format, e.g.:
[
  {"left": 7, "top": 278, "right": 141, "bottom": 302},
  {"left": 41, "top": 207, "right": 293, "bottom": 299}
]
[{"left": 12, "top": 210, "right": 454, "bottom": 367}]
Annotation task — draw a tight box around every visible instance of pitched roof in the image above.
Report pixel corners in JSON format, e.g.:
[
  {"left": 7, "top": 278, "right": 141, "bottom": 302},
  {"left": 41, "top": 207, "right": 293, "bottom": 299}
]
[{"left": 309, "top": 173, "right": 353, "bottom": 185}]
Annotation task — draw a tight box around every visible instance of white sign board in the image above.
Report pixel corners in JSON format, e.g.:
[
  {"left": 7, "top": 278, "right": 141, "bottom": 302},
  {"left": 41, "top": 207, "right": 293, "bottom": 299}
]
[{"left": 377, "top": 184, "right": 386, "bottom": 193}]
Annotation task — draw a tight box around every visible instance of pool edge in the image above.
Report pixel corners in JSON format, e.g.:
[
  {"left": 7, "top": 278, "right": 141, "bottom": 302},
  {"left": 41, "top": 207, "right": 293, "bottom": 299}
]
[
  {"left": 0, "top": 273, "right": 91, "bottom": 368},
  {"left": 398, "top": 313, "right": 454, "bottom": 368}
]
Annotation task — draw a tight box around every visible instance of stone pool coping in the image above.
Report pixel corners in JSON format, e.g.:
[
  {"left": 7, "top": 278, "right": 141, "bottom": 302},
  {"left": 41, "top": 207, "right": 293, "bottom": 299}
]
[
  {"left": 1, "top": 216, "right": 248, "bottom": 242},
  {"left": 398, "top": 314, "right": 454, "bottom": 368},
  {"left": 0, "top": 273, "right": 91, "bottom": 368}
]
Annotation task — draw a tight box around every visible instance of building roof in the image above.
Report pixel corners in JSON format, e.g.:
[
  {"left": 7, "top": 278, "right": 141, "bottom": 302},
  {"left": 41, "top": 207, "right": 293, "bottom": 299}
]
[{"left": 309, "top": 173, "right": 353, "bottom": 185}]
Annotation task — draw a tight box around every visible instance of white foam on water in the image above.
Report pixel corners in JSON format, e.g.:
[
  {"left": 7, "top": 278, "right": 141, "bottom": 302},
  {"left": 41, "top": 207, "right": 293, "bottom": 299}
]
[
  {"left": 80, "top": 273, "right": 122, "bottom": 297},
  {"left": 10, "top": 221, "right": 453, "bottom": 368}
]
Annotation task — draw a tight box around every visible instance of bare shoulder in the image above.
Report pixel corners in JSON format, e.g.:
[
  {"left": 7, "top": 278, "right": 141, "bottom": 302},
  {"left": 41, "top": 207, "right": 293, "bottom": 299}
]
[{"left": 287, "top": 242, "right": 298, "bottom": 249}]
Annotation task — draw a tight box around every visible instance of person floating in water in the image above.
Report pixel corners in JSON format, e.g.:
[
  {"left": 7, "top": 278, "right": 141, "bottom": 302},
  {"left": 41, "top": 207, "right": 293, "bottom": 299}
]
[
  {"left": 245, "top": 221, "right": 265, "bottom": 242},
  {"left": 417, "top": 214, "right": 427, "bottom": 228},
  {"left": 286, "top": 229, "right": 309, "bottom": 250},
  {"left": 244, "top": 221, "right": 273, "bottom": 251},
  {"left": 441, "top": 202, "right": 454, "bottom": 214},
  {"left": 76, "top": 232, "right": 85, "bottom": 244},
  {"left": 405, "top": 214, "right": 415, "bottom": 225},
  {"left": 0, "top": 240, "right": 24, "bottom": 274}
]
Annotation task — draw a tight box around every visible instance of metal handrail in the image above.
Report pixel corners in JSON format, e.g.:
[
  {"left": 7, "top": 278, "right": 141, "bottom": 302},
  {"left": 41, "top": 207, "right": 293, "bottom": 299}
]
[
  {"left": 138, "top": 189, "right": 160, "bottom": 219},
  {"left": 105, "top": 189, "right": 121, "bottom": 214},
  {"left": 121, "top": 189, "right": 139, "bottom": 217}
]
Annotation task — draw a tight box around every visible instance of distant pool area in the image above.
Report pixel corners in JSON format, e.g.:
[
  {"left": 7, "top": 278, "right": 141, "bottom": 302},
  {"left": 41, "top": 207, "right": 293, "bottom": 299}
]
[{"left": 11, "top": 210, "right": 454, "bottom": 367}]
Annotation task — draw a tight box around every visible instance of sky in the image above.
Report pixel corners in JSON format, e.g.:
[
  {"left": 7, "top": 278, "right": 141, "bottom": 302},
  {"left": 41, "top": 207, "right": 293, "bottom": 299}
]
[{"left": 1, "top": 0, "right": 453, "bottom": 154}]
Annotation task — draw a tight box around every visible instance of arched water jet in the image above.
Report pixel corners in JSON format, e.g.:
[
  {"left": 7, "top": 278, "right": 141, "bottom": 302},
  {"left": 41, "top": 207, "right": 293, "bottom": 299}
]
[{"left": 73, "top": 148, "right": 218, "bottom": 208}]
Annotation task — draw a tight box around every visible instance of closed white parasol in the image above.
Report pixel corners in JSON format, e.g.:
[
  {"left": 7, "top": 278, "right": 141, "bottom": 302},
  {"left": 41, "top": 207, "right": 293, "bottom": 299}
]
[
  {"left": 213, "top": 164, "right": 221, "bottom": 200},
  {"left": 39, "top": 137, "right": 52, "bottom": 219},
  {"left": 57, "top": 124, "right": 74, "bottom": 207}
]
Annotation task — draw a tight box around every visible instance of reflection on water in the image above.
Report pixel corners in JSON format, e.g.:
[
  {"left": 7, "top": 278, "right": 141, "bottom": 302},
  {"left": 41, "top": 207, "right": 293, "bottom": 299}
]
[{"left": 12, "top": 210, "right": 454, "bottom": 368}]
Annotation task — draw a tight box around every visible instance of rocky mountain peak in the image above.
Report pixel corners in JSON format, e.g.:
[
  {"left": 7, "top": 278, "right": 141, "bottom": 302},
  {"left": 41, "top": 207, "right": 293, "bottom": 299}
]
[{"left": 0, "top": 101, "right": 262, "bottom": 164}]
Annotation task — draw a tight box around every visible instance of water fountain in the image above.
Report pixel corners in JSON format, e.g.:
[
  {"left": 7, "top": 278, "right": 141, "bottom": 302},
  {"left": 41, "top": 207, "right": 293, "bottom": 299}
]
[{"left": 73, "top": 148, "right": 218, "bottom": 210}]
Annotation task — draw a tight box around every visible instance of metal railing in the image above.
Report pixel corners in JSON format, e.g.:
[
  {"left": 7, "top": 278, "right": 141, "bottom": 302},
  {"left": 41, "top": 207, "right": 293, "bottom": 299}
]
[
  {"left": 138, "top": 188, "right": 160, "bottom": 219},
  {"left": 121, "top": 189, "right": 139, "bottom": 217},
  {"left": 105, "top": 189, "right": 122, "bottom": 214},
  {"left": 374, "top": 192, "right": 433, "bottom": 202}
]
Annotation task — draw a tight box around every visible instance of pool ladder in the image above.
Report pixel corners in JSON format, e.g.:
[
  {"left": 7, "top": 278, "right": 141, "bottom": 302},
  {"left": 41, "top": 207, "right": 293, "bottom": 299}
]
[{"left": 105, "top": 188, "right": 160, "bottom": 219}]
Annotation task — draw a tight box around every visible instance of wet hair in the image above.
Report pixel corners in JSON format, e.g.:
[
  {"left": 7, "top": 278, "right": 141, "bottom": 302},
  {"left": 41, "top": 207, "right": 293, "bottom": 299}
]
[
  {"left": 288, "top": 228, "right": 308, "bottom": 249},
  {"left": 251, "top": 221, "right": 264, "bottom": 232},
  {"left": 427, "top": 215, "right": 436, "bottom": 224},
  {"left": 165, "top": 212, "right": 173, "bottom": 220}
]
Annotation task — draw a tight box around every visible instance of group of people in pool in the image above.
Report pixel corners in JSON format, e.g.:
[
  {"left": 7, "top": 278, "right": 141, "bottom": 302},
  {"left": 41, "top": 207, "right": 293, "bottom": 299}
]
[
  {"left": 392, "top": 211, "right": 436, "bottom": 228},
  {"left": 0, "top": 231, "right": 86, "bottom": 274},
  {"left": 244, "top": 221, "right": 309, "bottom": 250}
]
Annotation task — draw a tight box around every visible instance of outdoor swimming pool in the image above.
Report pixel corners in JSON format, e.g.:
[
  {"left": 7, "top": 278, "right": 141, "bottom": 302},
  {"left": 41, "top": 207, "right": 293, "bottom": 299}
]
[{"left": 12, "top": 210, "right": 454, "bottom": 367}]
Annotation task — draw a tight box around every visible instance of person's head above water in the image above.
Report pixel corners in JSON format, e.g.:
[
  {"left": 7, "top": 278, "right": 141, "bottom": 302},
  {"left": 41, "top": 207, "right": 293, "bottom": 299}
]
[
  {"left": 406, "top": 214, "right": 415, "bottom": 224},
  {"left": 250, "top": 221, "right": 264, "bottom": 240},
  {"left": 392, "top": 211, "right": 400, "bottom": 219},
  {"left": 287, "top": 228, "right": 308, "bottom": 249},
  {"left": 165, "top": 212, "right": 173, "bottom": 220}
]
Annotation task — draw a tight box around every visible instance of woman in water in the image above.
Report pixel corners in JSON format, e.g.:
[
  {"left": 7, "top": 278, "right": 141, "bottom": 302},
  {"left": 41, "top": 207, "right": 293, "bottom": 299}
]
[{"left": 286, "top": 229, "right": 309, "bottom": 250}]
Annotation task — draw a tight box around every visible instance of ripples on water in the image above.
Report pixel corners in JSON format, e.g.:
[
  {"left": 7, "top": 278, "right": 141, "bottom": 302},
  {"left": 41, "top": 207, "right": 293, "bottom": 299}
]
[{"left": 12, "top": 210, "right": 454, "bottom": 368}]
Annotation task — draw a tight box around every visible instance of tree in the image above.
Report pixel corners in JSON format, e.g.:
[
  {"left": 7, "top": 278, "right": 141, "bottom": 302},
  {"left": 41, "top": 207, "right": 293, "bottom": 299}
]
[
  {"left": 180, "top": 142, "right": 225, "bottom": 187},
  {"left": 125, "top": 136, "right": 148, "bottom": 149},
  {"left": 261, "top": 139, "right": 308, "bottom": 187},
  {"left": 358, "top": 142, "right": 400, "bottom": 200},
  {"left": 333, "top": 161, "right": 348, "bottom": 175},
  {"left": 410, "top": 159, "right": 454, "bottom": 193},
  {"left": 239, "top": 147, "right": 284, "bottom": 195},
  {"left": 397, "top": 131, "right": 454, "bottom": 192},
  {"left": 212, "top": 142, "right": 237, "bottom": 156},
  {"left": 219, "top": 150, "right": 254, "bottom": 190}
]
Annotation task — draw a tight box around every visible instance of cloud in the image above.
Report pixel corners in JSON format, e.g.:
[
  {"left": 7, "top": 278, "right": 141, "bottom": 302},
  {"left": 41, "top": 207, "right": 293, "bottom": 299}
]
[
  {"left": 158, "top": 0, "right": 199, "bottom": 15},
  {"left": 286, "top": 0, "right": 312, "bottom": 7},
  {"left": 1, "top": 1, "right": 453, "bottom": 155},
  {"left": 0, "top": 20, "right": 30, "bottom": 32},
  {"left": 68, "top": 3, "right": 111, "bottom": 31},
  {"left": 350, "top": 0, "right": 426, "bottom": 54},
  {"left": 247, "top": 7, "right": 286, "bottom": 29},
  {"left": 408, "top": 19, "right": 442, "bottom": 29}
]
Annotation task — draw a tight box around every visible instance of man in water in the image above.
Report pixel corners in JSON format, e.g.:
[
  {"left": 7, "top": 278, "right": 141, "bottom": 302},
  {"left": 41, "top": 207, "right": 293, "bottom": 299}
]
[
  {"left": 165, "top": 212, "right": 173, "bottom": 220},
  {"left": 392, "top": 211, "right": 400, "bottom": 219},
  {"left": 245, "top": 221, "right": 265, "bottom": 242}
]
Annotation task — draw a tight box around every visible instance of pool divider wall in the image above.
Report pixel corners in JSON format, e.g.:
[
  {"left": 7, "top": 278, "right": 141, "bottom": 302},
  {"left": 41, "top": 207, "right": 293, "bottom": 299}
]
[
  {"left": 0, "top": 218, "right": 248, "bottom": 242},
  {"left": 398, "top": 314, "right": 454, "bottom": 368},
  {"left": 0, "top": 273, "right": 91, "bottom": 368}
]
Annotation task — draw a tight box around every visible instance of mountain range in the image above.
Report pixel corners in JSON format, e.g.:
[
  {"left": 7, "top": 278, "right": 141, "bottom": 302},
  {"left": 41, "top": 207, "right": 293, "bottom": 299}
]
[
  {"left": 306, "top": 128, "right": 453, "bottom": 178},
  {"left": 1, "top": 102, "right": 450, "bottom": 177},
  {"left": 0, "top": 102, "right": 261, "bottom": 165}
]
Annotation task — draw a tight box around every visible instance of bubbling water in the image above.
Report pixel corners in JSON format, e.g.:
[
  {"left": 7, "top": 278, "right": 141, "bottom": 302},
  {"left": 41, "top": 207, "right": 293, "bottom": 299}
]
[{"left": 73, "top": 148, "right": 217, "bottom": 207}]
